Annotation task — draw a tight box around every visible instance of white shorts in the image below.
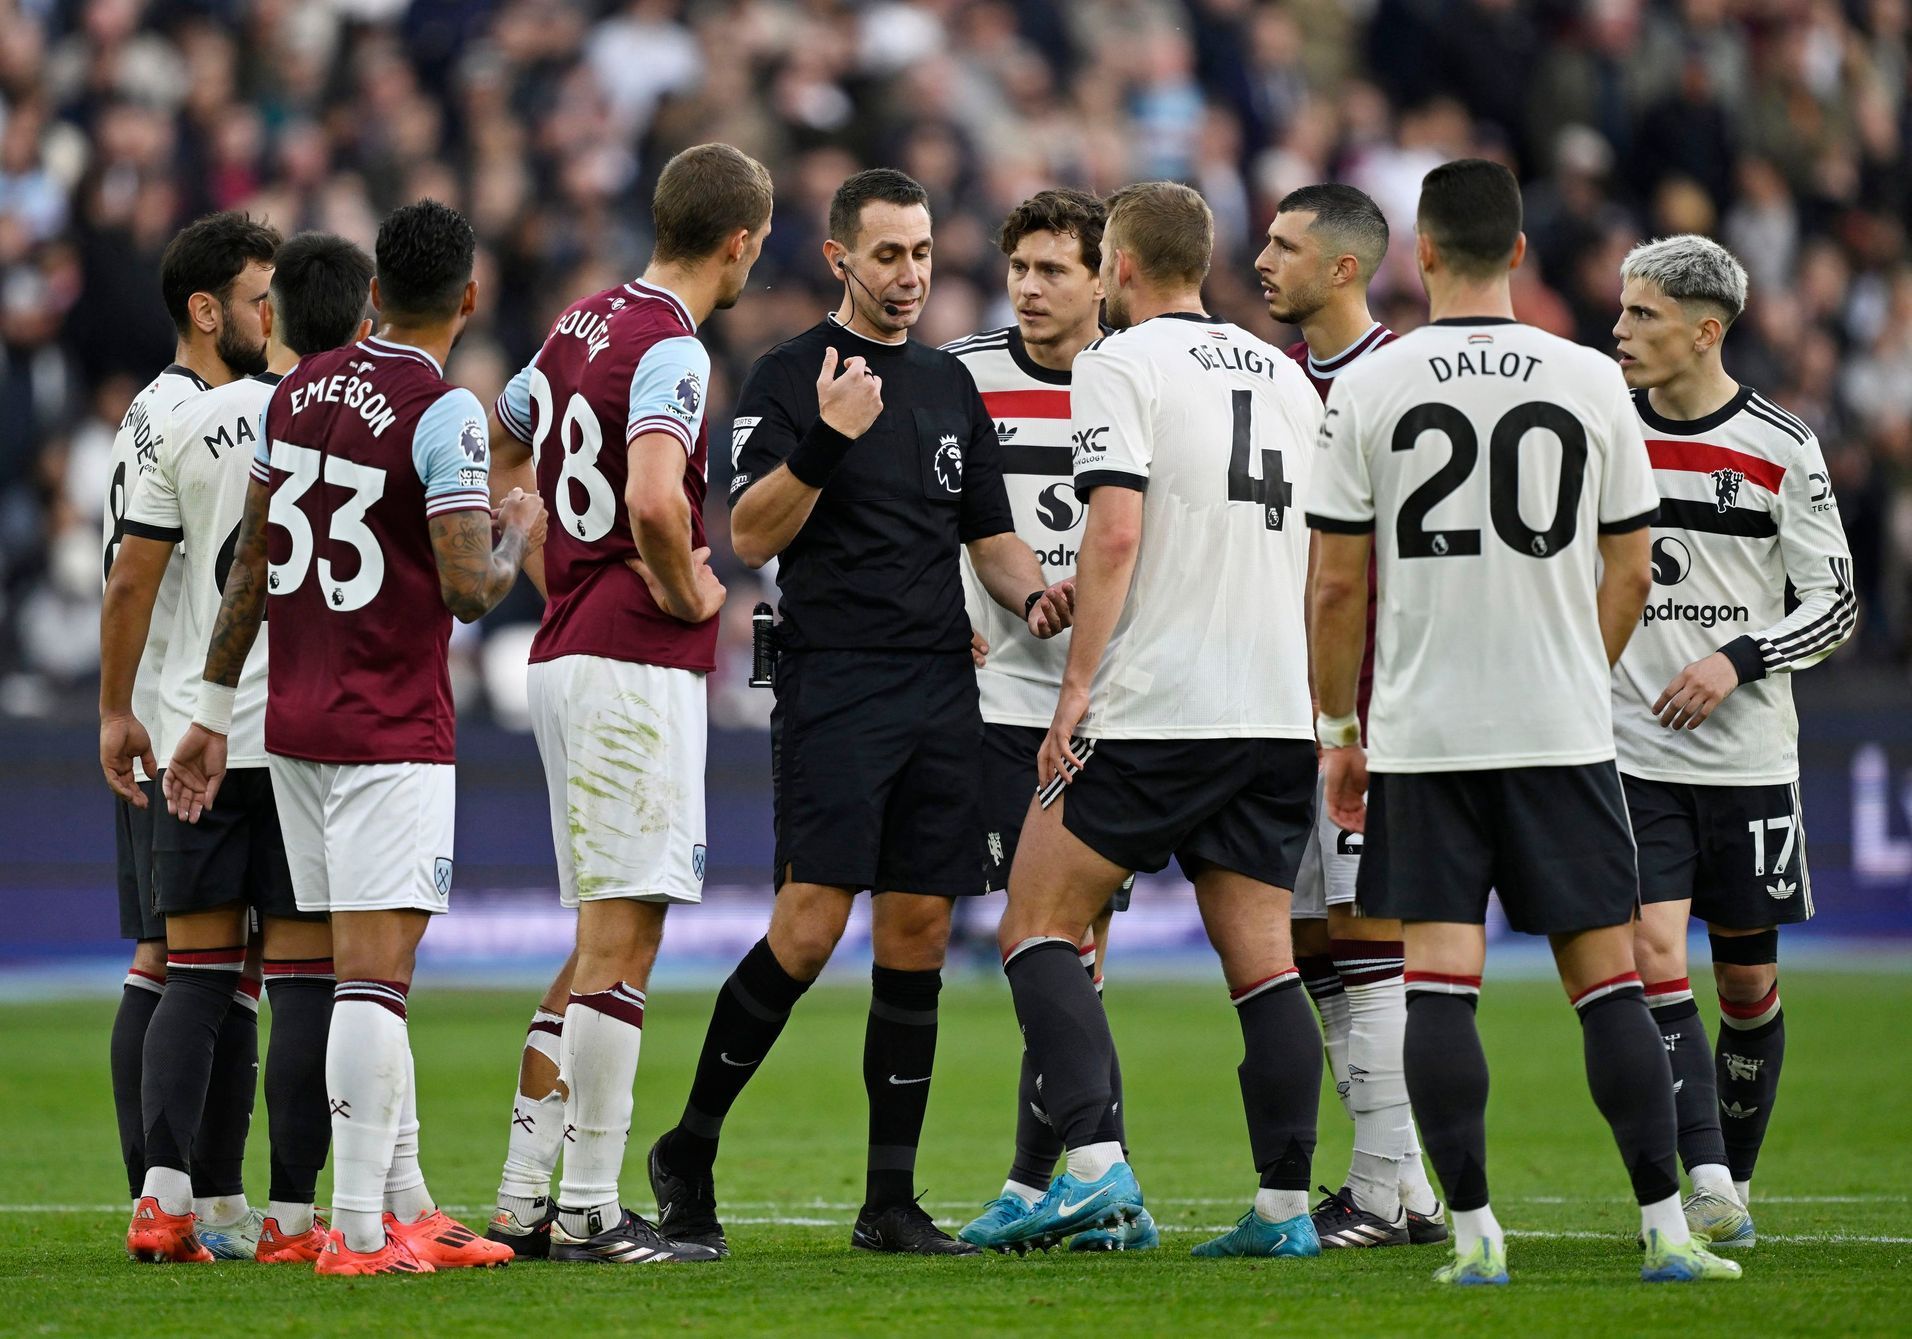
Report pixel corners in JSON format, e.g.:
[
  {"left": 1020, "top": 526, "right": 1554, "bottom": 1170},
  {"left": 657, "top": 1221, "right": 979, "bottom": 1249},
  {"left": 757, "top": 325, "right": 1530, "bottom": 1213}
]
[
  {"left": 268, "top": 756, "right": 456, "bottom": 915},
  {"left": 528, "top": 654, "right": 706, "bottom": 908},
  {"left": 1293, "top": 768, "right": 1363, "bottom": 919}
]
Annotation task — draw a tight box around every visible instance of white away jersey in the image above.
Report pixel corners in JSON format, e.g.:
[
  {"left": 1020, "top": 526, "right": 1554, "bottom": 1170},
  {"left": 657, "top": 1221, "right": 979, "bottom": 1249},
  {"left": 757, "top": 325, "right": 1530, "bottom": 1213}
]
[
  {"left": 946, "top": 326, "right": 1078, "bottom": 726},
  {"left": 105, "top": 364, "right": 204, "bottom": 781},
  {"left": 1307, "top": 319, "right": 1660, "bottom": 772},
  {"left": 1613, "top": 387, "right": 1855, "bottom": 785},
  {"left": 124, "top": 373, "right": 277, "bottom": 769},
  {"left": 1070, "top": 313, "right": 1323, "bottom": 739}
]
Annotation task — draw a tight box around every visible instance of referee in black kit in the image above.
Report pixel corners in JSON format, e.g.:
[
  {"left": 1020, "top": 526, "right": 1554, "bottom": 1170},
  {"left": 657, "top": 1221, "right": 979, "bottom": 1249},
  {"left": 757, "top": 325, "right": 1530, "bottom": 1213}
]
[{"left": 648, "top": 168, "right": 1074, "bottom": 1257}]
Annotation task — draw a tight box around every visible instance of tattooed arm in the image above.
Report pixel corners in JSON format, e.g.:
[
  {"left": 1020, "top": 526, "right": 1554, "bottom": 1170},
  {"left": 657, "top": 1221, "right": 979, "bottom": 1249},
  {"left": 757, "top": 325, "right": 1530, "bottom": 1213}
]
[
  {"left": 430, "top": 486, "right": 547, "bottom": 623},
  {"left": 165, "top": 477, "right": 271, "bottom": 822}
]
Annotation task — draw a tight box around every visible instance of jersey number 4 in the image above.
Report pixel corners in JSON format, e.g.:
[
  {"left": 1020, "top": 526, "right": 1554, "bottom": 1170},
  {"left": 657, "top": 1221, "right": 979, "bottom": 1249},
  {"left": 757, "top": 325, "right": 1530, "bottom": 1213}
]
[
  {"left": 1224, "top": 389, "right": 1290, "bottom": 530},
  {"left": 527, "top": 367, "right": 616, "bottom": 543},
  {"left": 266, "top": 440, "right": 388, "bottom": 611},
  {"left": 1392, "top": 402, "right": 1587, "bottom": 559}
]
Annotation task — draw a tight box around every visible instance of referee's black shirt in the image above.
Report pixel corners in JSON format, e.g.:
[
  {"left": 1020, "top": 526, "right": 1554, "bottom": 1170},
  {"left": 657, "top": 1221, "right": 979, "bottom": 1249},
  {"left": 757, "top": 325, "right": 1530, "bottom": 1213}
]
[{"left": 728, "top": 316, "right": 1014, "bottom": 652}]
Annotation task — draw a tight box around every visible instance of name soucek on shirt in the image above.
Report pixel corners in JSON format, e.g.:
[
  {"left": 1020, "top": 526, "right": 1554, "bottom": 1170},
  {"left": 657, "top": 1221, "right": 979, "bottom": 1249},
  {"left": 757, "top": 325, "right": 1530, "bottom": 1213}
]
[
  {"left": 256, "top": 337, "right": 493, "bottom": 765},
  {"left": 105, "top": 364, "right": 202, "bottom": 781},
  {"left": 124, "top": 373, "right": 280, "bottom": 768},
  {"left": 946, "top": 325, "right": 1079, "bottom": 726},
  {"left": 1307, "top": 319, "right": 1661, "bottom": 773},
  {"left": 1068, "top": 312, "right": 1324, "bottom": 740},
  {"left": 1612, "top": 386, "right": 1855, "bottom": 786},
  {"left": 497, "top": 278, "right": 718, "bottom": 672},
  {"left": 728, "top": 316, "right": 1013, "bottom": 652}
]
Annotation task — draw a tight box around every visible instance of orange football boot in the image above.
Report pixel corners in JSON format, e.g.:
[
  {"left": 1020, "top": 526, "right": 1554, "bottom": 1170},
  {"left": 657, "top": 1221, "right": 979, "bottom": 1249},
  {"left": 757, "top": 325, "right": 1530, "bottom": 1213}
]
[
  {"left": 384, "top": 1209, "right": 513, "bottom": 1268},
  {"left": 255, "top": 1216, "right": 328, "bottom": 1263},
  {"left": 126, "top": 1197, "right": 213, "bottom": 1263},
  {"left": 313, "top": 1228, "right": 434, "bottom": 1275}
]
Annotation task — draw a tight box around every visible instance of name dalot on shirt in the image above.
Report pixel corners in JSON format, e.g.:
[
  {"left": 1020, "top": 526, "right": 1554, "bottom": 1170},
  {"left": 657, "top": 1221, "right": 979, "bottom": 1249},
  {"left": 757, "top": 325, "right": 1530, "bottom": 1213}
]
[{"left": 1428, "top": 349, "right": 1543, "bottom": 383}]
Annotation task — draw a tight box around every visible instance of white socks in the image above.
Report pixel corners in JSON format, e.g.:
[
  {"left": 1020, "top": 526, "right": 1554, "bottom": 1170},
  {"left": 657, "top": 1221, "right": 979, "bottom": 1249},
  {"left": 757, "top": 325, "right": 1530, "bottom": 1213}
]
[
  {"left": 1691, "top": 1162, "right": 1737, "bottom": 1201},
  {"left": 1453, "top": 1204, "right": 1503, "bottom": 1255},
  {"left": 1397, "top": 1127, "right": 1439, "bottom": 1215},
  {"left": 140, "top": 1166, "right": 193, "bottom": 1216},
  {"left": 1065, "top": 1140, "right": 1124, "bottom": 1182},
  {"left": 327, "top": 989, "right": 411, "bottom": 1252},
  {"left": 1734, "top": 1179, "right": 1752, "bottom": 1207},
  {"left": 1641, "top": 1192, "right": 1692, "bottom": 1245},
  {"left": 1002, "top": 1179, "right": 1044, "bottom": 1207},
  {"left": 500, "top": 1093, "right": 566, "bottom": 1211},
  {"left": 499, "top": 1008, "right": 566, "bottom": 1208},
  {"left": 383, "top": 1043, "right": 435, "bottom": 1224},
  {"left": 193, "top": 1193, "right": 249, "bottom": 1228},
  {"left": 1346, "top": 1150, "right": 1400, "bottom": 1223},
  {"left": 557, "top": 984, "right": 648, "bottom": 1236},
  {"left": 267, "top": 1199, "right": 313, "bottom": 1235},
  {"left": 1254, "top": 1188, "right": 1308, "bottom": 1223}
]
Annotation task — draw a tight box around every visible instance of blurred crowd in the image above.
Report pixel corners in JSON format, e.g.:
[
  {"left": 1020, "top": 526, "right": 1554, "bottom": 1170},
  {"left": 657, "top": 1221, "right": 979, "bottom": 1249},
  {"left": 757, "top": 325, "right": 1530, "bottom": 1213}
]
[{"left": 0, "top": 0, "right": 1906, "bottom": 724}]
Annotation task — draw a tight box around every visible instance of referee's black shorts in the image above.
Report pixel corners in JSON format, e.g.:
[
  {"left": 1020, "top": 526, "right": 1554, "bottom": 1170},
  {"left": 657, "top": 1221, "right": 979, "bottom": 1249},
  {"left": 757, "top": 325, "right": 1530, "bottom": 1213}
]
[
  {"left": 115, "top": 780, "right": 165, "bottom": 941},
  {"left": 771, "top": 648, "right": 983, "bottom": 898},
  {"left": 152, "top": 768, "right": 314, "bottom": 921}
]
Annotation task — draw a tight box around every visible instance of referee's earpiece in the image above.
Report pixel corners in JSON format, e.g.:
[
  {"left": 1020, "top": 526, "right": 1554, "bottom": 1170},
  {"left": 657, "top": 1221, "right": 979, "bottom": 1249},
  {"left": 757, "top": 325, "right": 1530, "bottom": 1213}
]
[{"left": 837, "top": 255, "right": 900, "bottom": 318}]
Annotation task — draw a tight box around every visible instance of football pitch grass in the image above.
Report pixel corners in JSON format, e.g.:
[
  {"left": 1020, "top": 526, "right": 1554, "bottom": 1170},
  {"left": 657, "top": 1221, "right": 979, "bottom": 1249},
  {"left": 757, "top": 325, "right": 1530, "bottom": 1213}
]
[{"left": 2, "top": 973, "right": 1907, "bottom": 1335}]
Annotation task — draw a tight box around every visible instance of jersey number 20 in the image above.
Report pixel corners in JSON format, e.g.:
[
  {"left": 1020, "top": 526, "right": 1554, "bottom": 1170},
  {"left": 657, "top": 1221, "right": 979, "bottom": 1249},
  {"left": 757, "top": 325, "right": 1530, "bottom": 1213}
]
[{"left": 1392, "top": 401, "right": 1587, "bottom": 559}]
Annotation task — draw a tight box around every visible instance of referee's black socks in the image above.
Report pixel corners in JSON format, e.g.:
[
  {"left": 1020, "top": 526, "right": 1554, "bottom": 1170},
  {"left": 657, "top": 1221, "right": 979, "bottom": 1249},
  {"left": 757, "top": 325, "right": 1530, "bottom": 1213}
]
[
  {"left": 664, "top": 937, "right": 811, "bottom": 1173},
  {"left": 863, "top": 966, "right": 941, "bottom": 1208}
]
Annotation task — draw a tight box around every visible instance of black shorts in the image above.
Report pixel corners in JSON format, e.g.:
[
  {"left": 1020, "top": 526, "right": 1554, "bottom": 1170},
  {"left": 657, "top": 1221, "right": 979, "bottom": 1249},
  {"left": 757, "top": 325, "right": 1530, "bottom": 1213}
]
[
  {"left": 1358, "top": 763, "right": 1640, "bottom": 935},
  {"left": 771, "top": 649, "right": 982, "bottom": 898},
  {"left": 982, "top": 722, "right": 1131, "bottom": 911},
  {"left": 152, "top": 768, "right": 311, "bottom": 920},
  {"left": 1059, "top": 736, "right": 1316, "bottom": 887},
  {"left": 1624, "top": 775, "right": 1813, "bottom": 929},
  {"left": 115, "top": 780, "right": 164, "bottom": 941}
]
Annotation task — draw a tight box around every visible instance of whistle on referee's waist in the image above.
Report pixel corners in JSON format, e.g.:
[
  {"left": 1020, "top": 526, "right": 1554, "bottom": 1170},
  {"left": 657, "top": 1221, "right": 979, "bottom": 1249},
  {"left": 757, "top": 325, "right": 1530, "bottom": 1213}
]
[{"left": 750, "top": 602, "right": 777, "bottom": 687}]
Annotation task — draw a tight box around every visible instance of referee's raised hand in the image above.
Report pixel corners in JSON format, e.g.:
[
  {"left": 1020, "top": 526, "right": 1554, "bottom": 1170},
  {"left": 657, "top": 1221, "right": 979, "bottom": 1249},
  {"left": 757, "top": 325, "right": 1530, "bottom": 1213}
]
[{"left": 816, "top": 347, "right": 883, "bottom": 437}]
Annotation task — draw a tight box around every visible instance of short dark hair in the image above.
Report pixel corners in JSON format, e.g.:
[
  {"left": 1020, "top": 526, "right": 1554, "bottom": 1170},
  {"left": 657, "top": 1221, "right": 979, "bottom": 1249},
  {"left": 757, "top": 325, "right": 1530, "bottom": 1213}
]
[
  {"left": 1417, "top": 159, "right": 1522, "bottom": 279},
  {"left": 998, "top": 188, "right": 1106, "bottom": 274},
  {"left": 828, "top": 168, "right": 930, "bottom": 249},
  {"left": 269, "top": 232, "right": 375, "bottom": 356},
  {"left": 652, "top": 143, "right": 775, "bottom": 264},
  {"left": 1104, "top": 181, "right": 1212, "bottom": 287},
  {"left": 374, "top": 198, "right": 476, "bottom": 321},
  {"left": 159, "top": 212, "right": 281, "bottom": 335},
  {"left": 1275, "top": 183, "right": 1389, "bottom": 280}
]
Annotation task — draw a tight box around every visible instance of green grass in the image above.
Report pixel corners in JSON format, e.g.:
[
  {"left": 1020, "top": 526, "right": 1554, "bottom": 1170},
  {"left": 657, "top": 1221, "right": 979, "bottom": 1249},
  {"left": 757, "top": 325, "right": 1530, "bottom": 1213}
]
[{"left": 1, "top": 974, "right": 1908, "bottom": 1335}]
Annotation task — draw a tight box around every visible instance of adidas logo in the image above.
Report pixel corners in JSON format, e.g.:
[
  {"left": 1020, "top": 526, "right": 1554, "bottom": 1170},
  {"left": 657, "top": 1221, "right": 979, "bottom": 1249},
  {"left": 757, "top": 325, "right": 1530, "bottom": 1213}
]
[
  {"left": 1722, "top": 1100, "right": 1760, "bottom": 1119},
  {"left": 994, "top": 421, "right": 1018, "bottom": 442}
]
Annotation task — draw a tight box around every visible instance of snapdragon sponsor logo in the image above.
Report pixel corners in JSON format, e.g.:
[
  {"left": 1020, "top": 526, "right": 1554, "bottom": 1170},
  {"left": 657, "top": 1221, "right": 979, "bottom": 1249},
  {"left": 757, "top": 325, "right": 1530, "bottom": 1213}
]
[{"left": 1642, "top": 599, "right": 1749, "bottom": 628}]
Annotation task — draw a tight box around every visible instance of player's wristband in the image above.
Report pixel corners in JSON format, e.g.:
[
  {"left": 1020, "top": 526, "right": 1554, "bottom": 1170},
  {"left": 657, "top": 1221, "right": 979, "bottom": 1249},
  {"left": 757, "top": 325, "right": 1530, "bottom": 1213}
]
[
  {"left": 1315, "top": 711, "right": 1360, "bottom": 750},
  {"left": 786, "top": 420, "right": 855, "bottom": 487},
  {"left": 1718, "top": 634, "right": 1768, "bottom": 684},
  {"left": 1023, "top": 590, "right": 1045, "bottom": 619},
  {"left": 194, "top": 681, "right": 235, "bottom": 736}
]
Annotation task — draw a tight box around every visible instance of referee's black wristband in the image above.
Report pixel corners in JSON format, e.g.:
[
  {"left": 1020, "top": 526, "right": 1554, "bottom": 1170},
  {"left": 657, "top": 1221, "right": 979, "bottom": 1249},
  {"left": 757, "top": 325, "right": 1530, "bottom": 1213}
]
[
  {"left": 1023, "top": 590, "right": 1044, "bottom": 618},
  {"left": 787, "top": 420, "right": 855, "bottom": 487}
]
